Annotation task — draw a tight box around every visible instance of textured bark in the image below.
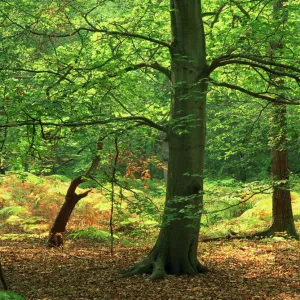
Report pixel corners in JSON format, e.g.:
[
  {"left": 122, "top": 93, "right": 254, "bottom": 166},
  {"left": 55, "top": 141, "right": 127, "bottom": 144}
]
[
  {"left": 123, "top": 0, "right": 208, "bottom": 278},
  {"left": 160, "top": 132, "right": 169, "bottom": 184}
]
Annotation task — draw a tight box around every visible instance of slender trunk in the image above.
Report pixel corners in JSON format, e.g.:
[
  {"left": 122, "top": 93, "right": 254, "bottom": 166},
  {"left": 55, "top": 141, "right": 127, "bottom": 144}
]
[
  {"left": 47, "top": 177, "right": 90, "bottom": 247},
  {"left": 269, "top": 104, "right": 298, "bottom": 237},
  {"left": 48, "top": 138, "right": 103, "bottom": 247},
  {"left": 123, "top": 0, "right": 208, "bottom": 279},
  {"left": 258, "top": 0, "right": 298, "bottom": 239}
]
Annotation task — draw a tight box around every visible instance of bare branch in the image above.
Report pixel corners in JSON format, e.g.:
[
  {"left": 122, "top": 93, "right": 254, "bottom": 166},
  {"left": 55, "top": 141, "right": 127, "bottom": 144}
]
[
  {"left": 22, "top": 23, "right": 171, "bottom": 48},
  {"left": 202, "top": 3, "right": 226, "bottom": 28},
  {"left": 230, "top": 0, "right": 250, "bottom": 19},
  {"left": 122, "top": 62, "right": 171, "bottom": 80}
]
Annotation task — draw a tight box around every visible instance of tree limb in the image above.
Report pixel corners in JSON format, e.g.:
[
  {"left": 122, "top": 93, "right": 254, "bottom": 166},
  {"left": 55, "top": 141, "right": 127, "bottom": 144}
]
[
  {"left": 210, "top": 54, "right": 300, "bottom": 74},
  {"left": 230, "top": 0, "right": 250, "bottom": 19},
  {"left": 211, "top": 80, "right": 300, "bottom": 105},
  {"left": 0, "top": 116, "right": 167, "bottom": 132},
  {"left": 210, "top": 59, "right": 299, "bottom": 83}
]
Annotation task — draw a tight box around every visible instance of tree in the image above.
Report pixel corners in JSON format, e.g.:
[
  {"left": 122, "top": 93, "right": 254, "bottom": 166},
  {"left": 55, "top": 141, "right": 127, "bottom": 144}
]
[
  {"left": 47, "top": 137, "right": 102, "bottom": 247},
  {"left": 1, "top": 0, "right": 299, "bottom": 279},
  {"left": 123, "top": 0, "right": 209, "bottom": 279},
  {"left": 259, "top": 0, "right": 298, "bottom": 239}
]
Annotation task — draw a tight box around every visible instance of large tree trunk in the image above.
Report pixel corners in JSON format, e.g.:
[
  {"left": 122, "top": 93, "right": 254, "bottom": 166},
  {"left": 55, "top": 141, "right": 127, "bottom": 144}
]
[
  {"left": 257, "top": 0, "right": 298, "bottom": 239},
  {"left": 123, "top": 0, "right": 208, "bottom": 279},
  {"left": 48, "top": 138, "right": 103, "bottom": 247}
]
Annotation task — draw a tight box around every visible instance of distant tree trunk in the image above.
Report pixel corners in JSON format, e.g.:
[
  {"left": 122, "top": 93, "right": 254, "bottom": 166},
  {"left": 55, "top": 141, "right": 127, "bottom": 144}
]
[
  {"left": 48, "top": 138, "right": 103, "bottom": 247},
  {"left": 123, "top": 0, "right": 208, "bottom": 279},
  {"left": 238, "top": 152, "right": 247, "bottom": 182},
  {"left": 257, "top": 0, "right": 298, "bottom": 239},
  {"left": 267, "top": 104, "right": 298, "bottom": 238}
]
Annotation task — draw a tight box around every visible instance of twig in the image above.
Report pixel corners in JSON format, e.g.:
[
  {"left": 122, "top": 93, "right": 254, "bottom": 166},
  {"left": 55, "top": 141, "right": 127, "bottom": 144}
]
[{"left": 109, "top": 136, "right": 119, "bottom": 257}]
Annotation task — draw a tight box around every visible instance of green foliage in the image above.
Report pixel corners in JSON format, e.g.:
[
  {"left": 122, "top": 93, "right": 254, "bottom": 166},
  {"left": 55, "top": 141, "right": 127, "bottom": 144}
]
[
  {"left": 16, "top": 173, "right": 44, "bottom": 184},
  {"left": 68, "top": 227, "right": 119, "bottom": 241},
  {"left": 21, "top": 216, "right": 45, "bottom": 225},
  {"left": 0, "top": 0, "right": 299, "bottom": 249},
  {"left": 48, "top": 174, "right": 71, "bottom": 182},
  {"left": 0, "top": 291, "right": 24, "bottom": 300},
  {"left": 0, "top": 206, "right": 28, "bottom": 218}
]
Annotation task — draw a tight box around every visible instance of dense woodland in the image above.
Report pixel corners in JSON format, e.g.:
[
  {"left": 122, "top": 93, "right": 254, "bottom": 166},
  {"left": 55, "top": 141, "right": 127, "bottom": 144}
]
[{"left": 0, "top": 0, "right": 299, "bottom": 299}]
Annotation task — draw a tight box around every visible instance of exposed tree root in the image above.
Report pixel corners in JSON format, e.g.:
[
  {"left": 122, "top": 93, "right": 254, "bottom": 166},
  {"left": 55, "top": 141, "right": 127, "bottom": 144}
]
[
  {"left": 121, "top": 249, "right": 208, "bottom": 280},
  {"left": 47, "top": 232, "right": 64, "bottom": 248},
  {"left": 251, "top": 228, "right": 299, "bottom": 240}
]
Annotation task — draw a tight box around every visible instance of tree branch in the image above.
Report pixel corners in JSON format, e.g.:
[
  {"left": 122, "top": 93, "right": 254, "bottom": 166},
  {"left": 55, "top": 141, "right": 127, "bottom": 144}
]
[
  {"left": 24, "top": 24, "right": 171, "bottom": 48},
  {"left": 0, "top": 116, "right": 167, "bottom": 132},
  {"left": 122, "top": 62, "right": 171, "bottom": 80},
  {"left": 230, "top": 0, "right": 250, "bottom": 19},
  {"left": 210, "top": 54, "right": 300, "bottom": 74},
  {"left": 211, "top": 80, "right": 300, "bottom": 105},
  {"left": 210, "top": 59, "right": 299, "bottom": 83}
]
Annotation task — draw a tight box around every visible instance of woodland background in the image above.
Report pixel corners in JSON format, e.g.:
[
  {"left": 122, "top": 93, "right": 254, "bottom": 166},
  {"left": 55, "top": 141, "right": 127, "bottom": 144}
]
[{"left": 0, "top": 0, "right": 299, "bottom": 299}]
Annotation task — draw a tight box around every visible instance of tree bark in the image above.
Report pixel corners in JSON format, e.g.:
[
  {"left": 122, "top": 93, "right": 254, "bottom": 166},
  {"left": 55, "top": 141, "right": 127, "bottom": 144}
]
[
  {"left": 47, "top": 138, "right": 103, "bottom": 247},
  {"left": 47, "top": 177, "right": 91, "bottom": 247},
  {"left": 160, "top": 132, "right": 169, "bottom": 184},
  {"left": 123, "top": 0, "right": 209, "bottom": 279},
  {"left": 257, "top": 0, "right": 298, "bottom": 239},
  {"left": 267, "top": 104, "right": 298, "bottom": 238}
]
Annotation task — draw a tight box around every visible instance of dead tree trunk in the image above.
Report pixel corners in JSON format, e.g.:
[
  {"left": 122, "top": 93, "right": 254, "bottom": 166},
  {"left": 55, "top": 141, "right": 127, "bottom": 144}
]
[{"left": 47, "top": 138, "right": 103, "bottom": 247}]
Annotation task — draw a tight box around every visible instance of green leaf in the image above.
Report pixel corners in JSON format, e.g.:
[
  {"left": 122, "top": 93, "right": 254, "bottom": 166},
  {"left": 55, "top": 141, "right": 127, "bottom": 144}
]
[{"left": 0, "top": 291, "right": 24, "bottom": 300}]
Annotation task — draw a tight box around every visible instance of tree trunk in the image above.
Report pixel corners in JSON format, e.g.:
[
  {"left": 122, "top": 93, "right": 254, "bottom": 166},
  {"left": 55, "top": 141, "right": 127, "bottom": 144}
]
[
  {"left": 48, "top": 138, "right": 103, "bottom": 247},
  {"left": 257, "top": 0, "right": 298, "bottom": 239},
  {"left": 268, "top": 104, "right": 298, "bottom": 238},
  {"left": 47, "top": 177, "right": 91, "bottom": 247},
  {"left": 123, "top": 0, "right": 208, "bottom": 279},
  {"left": 160, "top": 132, "right": 169, "bottom": 184}
]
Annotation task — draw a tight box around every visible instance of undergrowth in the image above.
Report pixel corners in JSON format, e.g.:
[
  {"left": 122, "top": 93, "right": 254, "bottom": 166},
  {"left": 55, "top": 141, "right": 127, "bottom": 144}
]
[{"left": 0, "top": 173, "right": 299, "bottom": 244}]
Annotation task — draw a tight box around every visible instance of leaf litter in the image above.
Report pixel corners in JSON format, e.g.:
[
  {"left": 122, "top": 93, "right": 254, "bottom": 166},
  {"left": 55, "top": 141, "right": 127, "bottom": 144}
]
[{"left": 0, "top": 238, "right": 299, "bottom": 299}]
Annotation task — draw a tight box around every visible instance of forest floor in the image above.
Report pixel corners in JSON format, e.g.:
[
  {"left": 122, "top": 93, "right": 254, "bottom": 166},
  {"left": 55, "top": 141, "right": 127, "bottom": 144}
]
[{"left": 1, "top": 237, "right": 299, "bottom": 300}]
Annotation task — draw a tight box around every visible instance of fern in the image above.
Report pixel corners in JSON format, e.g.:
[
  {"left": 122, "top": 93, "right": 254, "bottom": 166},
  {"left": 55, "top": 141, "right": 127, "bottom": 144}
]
[
  {"left": 0, "top": 291, "right": 24, "bottom": 299},
  {"left": 0, "top": 206, "right": 28, "bottom": 218},
  {"left": 68, "top": 227, "right": 119, "bottom": 241}
]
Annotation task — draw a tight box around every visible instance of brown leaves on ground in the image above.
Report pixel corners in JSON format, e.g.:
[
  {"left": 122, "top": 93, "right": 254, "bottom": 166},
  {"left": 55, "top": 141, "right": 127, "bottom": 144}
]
[{"left": 0, "top": 238, "right": 299, "bottom": 299}]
